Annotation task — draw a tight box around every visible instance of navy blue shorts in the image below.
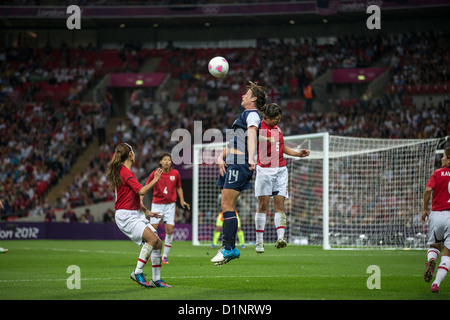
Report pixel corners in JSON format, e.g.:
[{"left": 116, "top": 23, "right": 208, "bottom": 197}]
[{"left": 216, "top": 163, "right": 254, "bottom": 192}]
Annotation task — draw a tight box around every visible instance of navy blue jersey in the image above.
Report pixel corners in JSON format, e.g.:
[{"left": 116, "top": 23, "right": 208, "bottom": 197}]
[{"left": 226, "top": 109, "right": 261, "bottom": 165}]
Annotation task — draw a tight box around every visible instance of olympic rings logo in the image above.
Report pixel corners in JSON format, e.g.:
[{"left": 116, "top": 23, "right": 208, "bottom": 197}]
[{"left": 173, "top": 227, "right": 191, "bottom": 241}]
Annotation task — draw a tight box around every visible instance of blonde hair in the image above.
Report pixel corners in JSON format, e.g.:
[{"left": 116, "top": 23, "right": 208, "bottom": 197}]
[{"left": 107, "top": 143, "right": 133, "bottom": 190}]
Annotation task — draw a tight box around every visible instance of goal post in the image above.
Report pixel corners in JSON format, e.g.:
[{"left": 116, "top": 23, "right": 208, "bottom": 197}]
[{"left": 192, "top": 133, "right": 441, "bottom": 249}]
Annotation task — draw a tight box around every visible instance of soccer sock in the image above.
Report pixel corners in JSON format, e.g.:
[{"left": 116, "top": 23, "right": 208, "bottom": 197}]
[
  {"left": 135, "top": 243, "right": 153, "bottom": 274},
  {"left": 163, "top": 233, "right": 173, "bottom": 258},
  {"left": 222, "top": 211, "right": 237, "bottom": 250},
  {"left": 212, "top": 230, "right": 221, "bottom": 246},
  {"left": 255, "top": 212, "right": 266, "bottom": 243},
  {"left": 433, "top": 256, "right": 450, "bottom": 286},
  {"left": 237, "top": 229, "right": 245, "bottom": 245},
  {"left": 427, "top": 248, "right": 440, "bottom": 262},
  {"left": 274, "top": 212, "right": 286, "bottom": 240},
  {"left": 151, "top": 249, "right": 162, "bottom": 281}
]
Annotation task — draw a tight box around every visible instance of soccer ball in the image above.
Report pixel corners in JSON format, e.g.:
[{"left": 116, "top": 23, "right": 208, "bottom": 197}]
[{"left": 208, "top": 56, "right": 229, "bottom": 78}]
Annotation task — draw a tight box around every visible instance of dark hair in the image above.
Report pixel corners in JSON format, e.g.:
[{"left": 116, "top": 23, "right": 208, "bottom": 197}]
[
  {"left": 263, "top": 103, "right": 282, "bottom": 119},
  {"left": 107, "top": 143, "right": 133, "bottom": 189},
  {"left": 248, "top": 81, "right": 268, "bottom": 113},
  {"left": 445, "top": 147, "right": 450, "bottom": 159},
  {"left": 158, "top": 152, "right": 173, "bottom": 170}
]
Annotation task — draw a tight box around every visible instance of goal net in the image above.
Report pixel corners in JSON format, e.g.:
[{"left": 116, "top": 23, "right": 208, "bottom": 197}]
[{"left": 192, "top": 133, "right": 441, "bottom": 249}]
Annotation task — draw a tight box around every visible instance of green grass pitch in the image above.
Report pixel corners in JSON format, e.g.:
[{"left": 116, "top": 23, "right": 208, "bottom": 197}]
[{"left": 0, "top": 240, "right": 448, "bottom": 301}]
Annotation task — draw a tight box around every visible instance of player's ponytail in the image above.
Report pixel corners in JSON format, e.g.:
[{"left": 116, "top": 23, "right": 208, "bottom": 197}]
[
  {"left": 107, "top": 143, "right": 133, "bottom": 189},
  {"left": 264, "top": 103, "right": 282, "bottom": 119}
]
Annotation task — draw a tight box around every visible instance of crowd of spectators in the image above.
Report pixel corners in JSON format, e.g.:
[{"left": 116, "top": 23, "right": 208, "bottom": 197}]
[
  {"left": 0, "top": 42, "right": 135, "bottom": 221},
  {"left": 164, "top": 34, "right": 390, "bottom": 108},
  {"left": 0, "top": 31, "right": 449, "bottom": 222},
  {"left": 386, "top": 31, "right": 449, "bottom": 96},
  {"left": 0, "top": 97, "right": 100, "bottom": 219}
]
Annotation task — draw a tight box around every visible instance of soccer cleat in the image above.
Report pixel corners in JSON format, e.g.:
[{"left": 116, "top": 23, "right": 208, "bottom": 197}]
[
  {"left": 430, "top": 283, "right": 439, "bottom": 293},
  {"left": 424, "top": 260, "right": 436, "bottom": 282},
  {"left": 211, "top": 244, "right": 217, "bottom": 249},
  {"left": 211, "top": 247, "right": 240, "bottom": 266},
  {"left": 232, "top": 246, "right": 241, "bottom": 259},
  {"left": 153, "top": 279, "right": 172, "bottom": 288},
  {"left": 275, "top": 239, "right": 287, "bottom": 249},
  {"left": 162, "top": 256, "right": 169, "bottom": 264},
  {"left": 0, "top": 248, "right": 8, "bottom": 254},
  {"left": 255, "top": 241, "right": 264, "bottom": 254},
  {"left": 130, "top": 271, "right": 156, "bottom": 288},
  {"left": 240, "top": 244, "right": 246, "bottom": 249}
]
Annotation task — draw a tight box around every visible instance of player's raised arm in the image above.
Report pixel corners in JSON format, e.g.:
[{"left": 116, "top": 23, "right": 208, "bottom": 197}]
[{"left": 283, "top": 145, "right": 310, "bottom": 158}]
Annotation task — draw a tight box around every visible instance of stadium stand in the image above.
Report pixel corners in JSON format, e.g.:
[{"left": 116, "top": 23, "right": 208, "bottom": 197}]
[{"left": 0, "top": 2, "right": 449, "bottom": 222}]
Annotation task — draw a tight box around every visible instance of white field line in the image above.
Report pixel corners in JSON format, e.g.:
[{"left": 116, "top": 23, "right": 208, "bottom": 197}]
[
  {"left": 0, "top": 273, "right": 421, "bottom": 283},
  {"left": 20, "top": 247, "right": 419, "bottom": 257}
]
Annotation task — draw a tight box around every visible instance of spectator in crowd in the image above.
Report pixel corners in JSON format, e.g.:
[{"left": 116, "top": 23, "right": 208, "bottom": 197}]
[{"left": 62, "top": 204, "right": 78, "bottom": 223}]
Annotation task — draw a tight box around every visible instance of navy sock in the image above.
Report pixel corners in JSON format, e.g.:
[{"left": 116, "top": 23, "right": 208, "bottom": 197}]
[{"left": 222, "top": 211, "right": 237, "bottom": 250}]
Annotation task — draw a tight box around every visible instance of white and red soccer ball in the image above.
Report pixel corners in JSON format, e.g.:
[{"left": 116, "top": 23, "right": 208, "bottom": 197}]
[{"left": 208, "top": 56, "right": 229, "bottom": 78}]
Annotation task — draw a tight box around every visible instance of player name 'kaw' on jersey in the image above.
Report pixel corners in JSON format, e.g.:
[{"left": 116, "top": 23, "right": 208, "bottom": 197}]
[
  {"left": 257, "top": 121, "right": 286, "bottom": 168},
  {"left": 146, "top": 169, "right": 181, "bottom": 204},
  {"left": 426, "top": 166, "right": 450, "bottom": 211}
]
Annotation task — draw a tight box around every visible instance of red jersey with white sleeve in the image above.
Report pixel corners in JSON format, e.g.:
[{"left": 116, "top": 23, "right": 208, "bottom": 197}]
[
  {"left": 115, "top": 165, "right": 143, "bottom": 210},
  {"left": 426, "top": 166, "right": 450, "bottom": 211},
  {"left": 257, "top": 120, "right": 286, "bottom": 168},
  {"left": 146, "top": 168, "right": 181, "bottom": 204}
]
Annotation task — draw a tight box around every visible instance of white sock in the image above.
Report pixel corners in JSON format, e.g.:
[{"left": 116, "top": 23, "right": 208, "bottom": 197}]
[
  {"left": 427, "top": 248, "right": 440, "bottom": 262},
  {"left": 274, "top": 212, "right": 286, "bottom": 240},
  {"left": 135, "top": 243, "right": 153, "bottom": 274},
  {"left": 255, "top": 212, "right": 266, "bottom": 243},
  {"left": 151, "top": 249, "right": 162, "bottom": 281},
  {"left": 433, "top": 256, "right": 450, "bottom": 286},
  {"left": 163, "top": 233, "right": 173, "bottom": 258}
]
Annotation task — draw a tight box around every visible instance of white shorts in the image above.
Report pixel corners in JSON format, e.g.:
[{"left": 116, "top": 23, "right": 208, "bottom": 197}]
[
  {"left": 254, "top": 165, "right": 289, "bottom": 198},
  {"left": 427, "top": 211, "right": 450, "bottom": 249},
  {"left": 150, "top": 202, "right": 176, "bottom": 226},
  {"left": 115, "top": 209, "right": 156, "bottom": 246}
]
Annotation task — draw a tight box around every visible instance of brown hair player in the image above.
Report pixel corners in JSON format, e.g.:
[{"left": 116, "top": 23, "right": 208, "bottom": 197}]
[{"left": 107, "top": 142, "right": 170, "bottom": 288}]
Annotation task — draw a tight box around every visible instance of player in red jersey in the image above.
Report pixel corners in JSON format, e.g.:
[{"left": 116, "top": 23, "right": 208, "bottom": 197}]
[
  {"left": 254, "top": 103, "right": 309, "bottom": 253},
  {"left": 421, "top": 147, "right": 450, "bottom": 293},
  {"left": 254, "top": 103, "right": 309, "bottom": 252},
  {"left": 143, "top": 153, "right": 190, "bottom": 264},
  {"left": 107, "top": 143, "right": 171, "bottom": 288}
]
